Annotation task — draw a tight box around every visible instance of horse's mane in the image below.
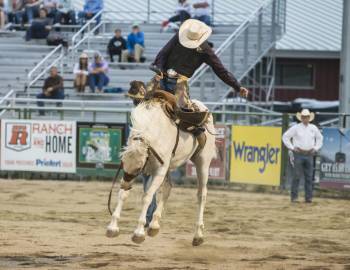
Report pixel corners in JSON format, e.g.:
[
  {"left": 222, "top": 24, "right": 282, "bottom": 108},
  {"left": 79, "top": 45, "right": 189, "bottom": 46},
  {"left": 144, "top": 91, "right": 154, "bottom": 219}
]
[{"left": 130, "top": 101, "right": 167, "bottom": 142}]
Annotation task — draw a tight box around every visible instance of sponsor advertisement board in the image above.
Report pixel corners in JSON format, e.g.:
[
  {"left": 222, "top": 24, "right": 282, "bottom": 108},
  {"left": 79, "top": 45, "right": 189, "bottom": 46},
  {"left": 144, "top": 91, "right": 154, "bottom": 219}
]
[
  {"left": 230, "top": 126, "right": 282, "bottom": 186},
  {"left": 77, "top": 123, "right": 125, "bottom": 169},
  {"left": 319, "top": 128, "right": 350, "bottom": 189},
  {"left": 186, "top": 125, "right": 227, "bottom": 180},
  {"left": 1, "top": 120, "right": 76, "bottom": 173}
]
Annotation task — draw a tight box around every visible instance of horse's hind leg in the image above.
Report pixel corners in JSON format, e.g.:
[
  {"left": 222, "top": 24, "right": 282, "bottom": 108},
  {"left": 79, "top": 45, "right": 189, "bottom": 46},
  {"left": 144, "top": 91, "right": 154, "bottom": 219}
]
[
  {"left": 148, "top": 173, "right": 172, "bottom": 237},
  {"left": 192, "top": 157, "right": 210, "bottom": 246},
  {"left": 106, "top": 188, "right": 130, "bottom": 237}
]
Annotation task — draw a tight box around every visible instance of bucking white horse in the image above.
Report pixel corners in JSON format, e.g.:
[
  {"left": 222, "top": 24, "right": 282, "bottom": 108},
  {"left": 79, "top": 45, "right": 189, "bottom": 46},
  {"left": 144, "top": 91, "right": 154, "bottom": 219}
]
[{"left": 106, "top": 98, "right": 216, "bottom": 246}]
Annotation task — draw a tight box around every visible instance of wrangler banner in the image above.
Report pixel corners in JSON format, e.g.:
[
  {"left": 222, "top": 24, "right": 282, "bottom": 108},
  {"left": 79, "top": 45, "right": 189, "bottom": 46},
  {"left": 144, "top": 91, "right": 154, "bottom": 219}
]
[
  {"left": 0, "top": 120, "right": 76, "bottom": 173},
  {"left": 186, "top": 125, "right": 227, "bottom": 180},
  {"left": 230, "top": 126, "right": 282, "bottom": 186}
]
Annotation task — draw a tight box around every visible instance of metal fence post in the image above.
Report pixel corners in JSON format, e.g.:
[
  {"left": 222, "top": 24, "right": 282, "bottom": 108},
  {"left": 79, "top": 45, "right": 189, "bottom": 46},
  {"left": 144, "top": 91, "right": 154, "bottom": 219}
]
[
  {"left": 280, "top": 113, "right": 289, "bottom": 189},
  {"left": 271, "top": 0, "right": 277, "bottom": 43},
  {"left": 147, "top": 0, "right": 151, "bottom": 23},
  {"left": 244, "top": 27, "right": 249, "bottom": 70}
]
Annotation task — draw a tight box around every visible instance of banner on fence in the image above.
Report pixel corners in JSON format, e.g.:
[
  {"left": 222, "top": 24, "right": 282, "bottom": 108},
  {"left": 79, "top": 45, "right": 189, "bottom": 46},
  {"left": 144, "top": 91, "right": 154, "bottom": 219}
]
[
  {"left": 77, "top": 123, "right": 125, "bottom": 169},
  {"left": 230, "top": 126, "right": 282, "bottom": 186},
  {"left": 0, "top": 120, "right": 76, "bottom": 173},
  {"left": 319, "top": 128, "right": 350, "bottom": 189},
  {"left": 186, "top": 125, "right": 226, "bottom": 180}
]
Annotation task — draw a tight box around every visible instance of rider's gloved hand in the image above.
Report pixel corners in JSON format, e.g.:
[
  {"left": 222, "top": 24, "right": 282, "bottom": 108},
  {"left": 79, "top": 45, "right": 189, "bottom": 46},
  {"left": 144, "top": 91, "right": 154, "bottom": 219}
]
[{"left": 239, "top": 87, "right": 249, "bottom": 98}]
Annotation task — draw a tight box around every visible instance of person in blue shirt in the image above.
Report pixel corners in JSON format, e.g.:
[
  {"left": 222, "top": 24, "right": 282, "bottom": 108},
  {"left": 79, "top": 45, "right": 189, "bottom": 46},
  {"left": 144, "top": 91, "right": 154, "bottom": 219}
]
[
  {"left": 121, "top": 24, "right": 145, "bottom": 63},
  {"left": 78, "top": 0, "right": 103, "bottom": 25}
]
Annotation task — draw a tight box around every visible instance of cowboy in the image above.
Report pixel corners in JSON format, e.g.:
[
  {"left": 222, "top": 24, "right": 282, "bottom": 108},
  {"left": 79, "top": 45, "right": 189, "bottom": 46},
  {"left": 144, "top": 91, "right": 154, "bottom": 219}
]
[
  {"left": 150, "top": 19, "right": 248, "bottom": 142},
  {"left": 282, "top": 109, "right": 323, "bottom": 203}
]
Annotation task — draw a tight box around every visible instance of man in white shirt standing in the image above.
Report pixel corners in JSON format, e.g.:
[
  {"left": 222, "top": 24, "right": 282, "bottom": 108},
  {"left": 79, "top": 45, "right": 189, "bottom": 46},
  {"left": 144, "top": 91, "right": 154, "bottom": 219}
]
[
  {"left": 282, "top": 109, "right": 323, "bottom": 203},
  {"left": 192, "top": 0, "right": 211, "bottom": 25}
]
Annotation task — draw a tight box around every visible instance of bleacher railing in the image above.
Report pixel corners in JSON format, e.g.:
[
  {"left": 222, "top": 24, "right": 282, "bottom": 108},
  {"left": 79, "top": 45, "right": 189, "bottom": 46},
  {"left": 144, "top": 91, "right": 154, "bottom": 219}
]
[
  {"left": 71, "top": 10, "right": 104, "bottom": 60},
  {"left": 0, "top": 96, "right": 283, "bottom": 125},
  {"left": 189, "top": 0, "right": 286, "bottom": 103},
  {"left": 26, "top": 44, "right": 65, "bottom": 92}
]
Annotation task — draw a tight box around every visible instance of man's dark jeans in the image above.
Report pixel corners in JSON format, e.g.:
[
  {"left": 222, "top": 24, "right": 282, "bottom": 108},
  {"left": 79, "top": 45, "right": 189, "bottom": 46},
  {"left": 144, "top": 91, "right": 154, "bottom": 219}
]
[
  {"left": 194, "top": 15, "right": 211, "bottom": 26},
  {"left": 143, "top": 175, "right": 157, "bottom": 226},
  {"left": 291, "top": 152, "right": 314, "bottom": 202},
  {"left": 37, "top": 90, "right": 65, "bottom": 115},
  {"left": 169, "top": 10, "right": 191, "bottom": 24},
  {"left": 88, "top": 73, "right": 109, "bottom": 92}
]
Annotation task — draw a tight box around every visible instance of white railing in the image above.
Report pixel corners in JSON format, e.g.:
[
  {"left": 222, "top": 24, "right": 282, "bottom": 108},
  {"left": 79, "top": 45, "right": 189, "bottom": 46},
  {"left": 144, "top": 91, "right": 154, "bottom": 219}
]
[
  {"left": 70, "top": 10, "right": 104, "bottom": 60},
  {"left": 0, "top": 90, "right": 16, "bottom": 117},
  {"left": 26, "top": 45, "right": 64, "bottom": 91}
]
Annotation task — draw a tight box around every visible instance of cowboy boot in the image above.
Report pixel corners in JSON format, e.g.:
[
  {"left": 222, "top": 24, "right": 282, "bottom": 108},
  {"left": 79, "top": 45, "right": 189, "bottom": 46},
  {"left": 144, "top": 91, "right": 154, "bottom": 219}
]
[{"left": 192, "top": 127, "right": 206, "bottom": 149}]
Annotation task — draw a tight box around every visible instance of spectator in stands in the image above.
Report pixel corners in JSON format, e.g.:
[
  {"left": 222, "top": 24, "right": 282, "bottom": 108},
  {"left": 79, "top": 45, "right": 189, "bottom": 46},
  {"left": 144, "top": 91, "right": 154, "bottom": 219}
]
[
  {"left": 74, "top": 53, "right": 89, "bottom": 92},
  {"left": 37, "top": 66, "right": 64, "bottom": 116},
  {"left": 88, "top": 52, "right": 109, "bottom": 93},
  {"left": 282, "top": 109, "right": 323, "bottom": 203},
  {"left": 192, "top": 0, "right": 211, "bottom": 26},
  {"left": 121, "top": 24, "right": 145, "bottom": 63},
  {"left": 24, "top": 0, "right": 41, "bottom": 24},
  {"left": 56, "top": 0, "right": 76, "bottom": 25},
  {"left": 42, "top": 0, "right": 59, "bottom": 22},
  {"left": 8, "top": 0, "right": 25, "bottom": 25},
  {"left": 161, "top": 0, "right": 191, "bottom": 31},
  {"left": 78, "top": 0, "right": 103, "bottom": 25},
  {"left": 25, "top": 7, "right": 52, "bottom": 41},
  {"left": 107, "top": 28, "right": 127, "bottom": 62},
  {"left": 0, "top": 0, "right": 7, "bottom": 29}
]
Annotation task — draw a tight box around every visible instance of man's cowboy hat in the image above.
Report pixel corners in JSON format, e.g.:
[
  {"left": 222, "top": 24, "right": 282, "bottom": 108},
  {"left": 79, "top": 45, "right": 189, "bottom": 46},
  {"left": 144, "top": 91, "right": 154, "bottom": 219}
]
[
  {"left": 80, "top": 52, "right": 88, "bottom": 59},
  {"left": 179, "top": 19, "right": 212, "bottom": 49},
  {"left": 296, "top": 109, "right": 315, "bottom": 122}
]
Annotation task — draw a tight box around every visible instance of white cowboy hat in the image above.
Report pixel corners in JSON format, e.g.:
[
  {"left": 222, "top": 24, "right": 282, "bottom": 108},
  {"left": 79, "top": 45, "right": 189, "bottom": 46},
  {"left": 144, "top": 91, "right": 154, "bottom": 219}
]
[
  {"left": 179, "top": 19, "right": 212, "bottom": 49},
  {"left": 80, "top": 52, "right": 88, "bottom": 59},
  {"left": 296, "top": 109, "right": 315, "bottom": 122}
]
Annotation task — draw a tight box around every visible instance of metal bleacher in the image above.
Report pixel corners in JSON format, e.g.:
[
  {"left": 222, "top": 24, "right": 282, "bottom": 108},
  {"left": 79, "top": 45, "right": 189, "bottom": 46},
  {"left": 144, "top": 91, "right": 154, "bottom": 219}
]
[
  {"left": 0, "top": 31, "right": 59, "bottom": 93},
  {"left": 0, "top": 0, "right": 286, "bottom": 118}
]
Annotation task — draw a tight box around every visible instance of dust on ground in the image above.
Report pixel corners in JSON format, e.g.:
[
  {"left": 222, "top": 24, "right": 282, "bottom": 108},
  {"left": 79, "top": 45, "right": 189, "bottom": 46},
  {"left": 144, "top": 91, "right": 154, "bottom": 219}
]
[{"left": 0, "top": 180, "right": 349, "bottom": 270}]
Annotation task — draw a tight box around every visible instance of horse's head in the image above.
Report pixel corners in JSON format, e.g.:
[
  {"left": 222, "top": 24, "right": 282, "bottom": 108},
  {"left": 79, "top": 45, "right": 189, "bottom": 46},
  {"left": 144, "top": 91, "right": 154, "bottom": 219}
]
[
  {"left": 129, "top": 80, "right": 146, "bottom": 96},
  {"left": 121, "top": 136, "right": 149, "bottom": 177}
]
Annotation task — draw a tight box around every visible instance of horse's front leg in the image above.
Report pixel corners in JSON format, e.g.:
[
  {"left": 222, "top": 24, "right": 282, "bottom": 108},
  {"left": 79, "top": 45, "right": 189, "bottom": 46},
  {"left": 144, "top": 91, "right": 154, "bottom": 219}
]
[
  {"left": 192, "top": 159, "right": 210, "bottom": 246},
  {"left": 106, "top": 187, "right": 130, "bottom": 237},
  {"left": 148, "top": 173, "right": 172, "bottom": 237},
  {"left": 132, "top": 170, "right": 167, "bottom": 244}
]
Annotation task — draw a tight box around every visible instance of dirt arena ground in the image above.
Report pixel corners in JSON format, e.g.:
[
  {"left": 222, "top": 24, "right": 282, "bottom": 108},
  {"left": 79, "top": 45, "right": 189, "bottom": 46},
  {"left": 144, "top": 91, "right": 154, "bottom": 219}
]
[{"left": 0, "top": 180, "right": 349, "bottom": 270}]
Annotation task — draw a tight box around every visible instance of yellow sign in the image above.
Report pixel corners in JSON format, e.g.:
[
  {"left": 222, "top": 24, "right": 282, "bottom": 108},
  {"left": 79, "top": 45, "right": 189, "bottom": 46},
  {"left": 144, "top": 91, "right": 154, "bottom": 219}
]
[{"left": 230, "top": 126, "right": 282, "bottom": 186}]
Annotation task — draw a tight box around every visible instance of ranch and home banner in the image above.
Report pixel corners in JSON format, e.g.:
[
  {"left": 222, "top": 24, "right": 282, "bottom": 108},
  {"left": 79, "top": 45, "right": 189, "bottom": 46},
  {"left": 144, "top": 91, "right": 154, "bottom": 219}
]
[
  {"left": 186, "top": 125, "right": 227, "bottom": 180},
  {"left": 230, "top": 126, "right": 282, "bottom": 186},
  {"left": 0, "top": 120, "right": 76, "bottom": 173},
  {"left": 319, "top": 128, "right": 350, "bottom": 189}
]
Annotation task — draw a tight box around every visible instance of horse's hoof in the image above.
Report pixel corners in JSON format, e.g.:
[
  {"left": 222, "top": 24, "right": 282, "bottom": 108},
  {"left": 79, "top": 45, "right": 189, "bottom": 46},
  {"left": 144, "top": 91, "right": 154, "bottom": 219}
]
[
  {"left": 106, "top": 229, "right": 119, "bottom": 238},
  {"left": 192, "top": 237, "right": 204, "bottom": 246},
  {"left": 131, "top": 234, "right": 145, "bottom": 244},
  {"left": 147, "top": 227, "right": 160, "bottom": 237}
]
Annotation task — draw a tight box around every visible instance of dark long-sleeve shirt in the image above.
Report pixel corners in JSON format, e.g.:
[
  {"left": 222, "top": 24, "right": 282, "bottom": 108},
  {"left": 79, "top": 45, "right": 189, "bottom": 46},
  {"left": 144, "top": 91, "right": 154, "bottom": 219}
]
[
  {"left": 43, "top": 75, "right": 64, "bottom": 94},
  {"left": 153, "top": 33, "right": 241, "bottom": 92},
  {"left": 107, "top": 36, "right": 127, "bottom": 52}
]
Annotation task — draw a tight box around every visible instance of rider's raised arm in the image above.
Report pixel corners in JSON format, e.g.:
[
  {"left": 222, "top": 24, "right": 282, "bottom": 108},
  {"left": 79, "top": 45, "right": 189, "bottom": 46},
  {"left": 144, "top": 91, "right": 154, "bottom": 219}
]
[
  {"left": 203, "top": 44, "right": 241, "bottom": 92},
  {"left": 152, "top": 34, "right": 179, "bottom": 72}
]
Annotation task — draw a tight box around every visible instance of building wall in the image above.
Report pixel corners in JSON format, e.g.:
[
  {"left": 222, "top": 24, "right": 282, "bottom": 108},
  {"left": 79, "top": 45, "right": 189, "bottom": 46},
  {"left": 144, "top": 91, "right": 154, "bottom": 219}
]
[{"left": 274, "top": 58, "right": 340, "bottom": 101}]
